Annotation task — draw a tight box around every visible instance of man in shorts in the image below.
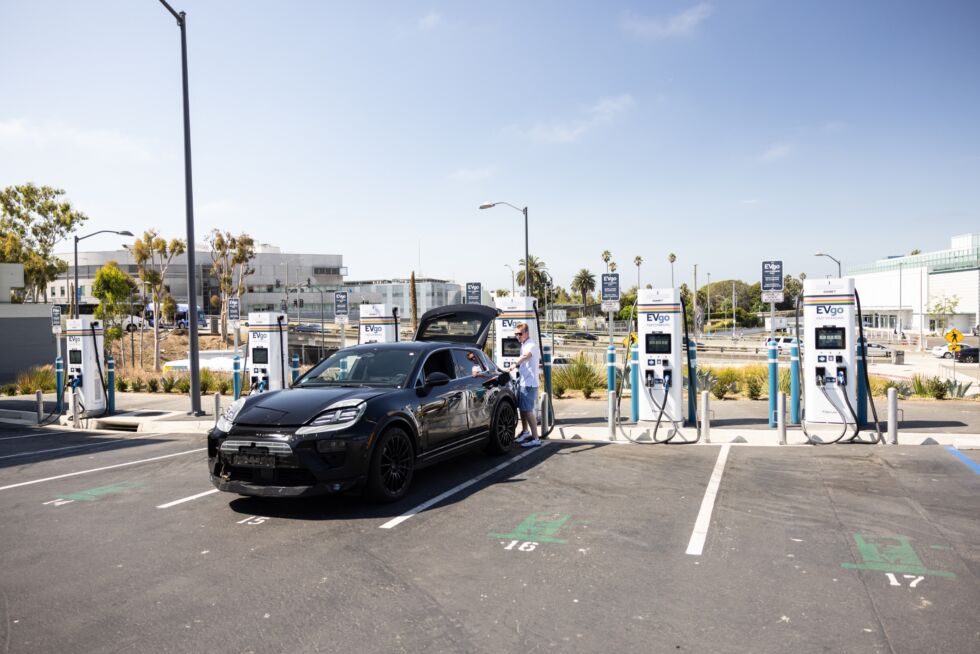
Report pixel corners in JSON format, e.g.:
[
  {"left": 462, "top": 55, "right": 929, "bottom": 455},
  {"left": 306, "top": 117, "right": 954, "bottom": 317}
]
[{"left": 506, "top": 322, "right": 541, "bottom": 448}]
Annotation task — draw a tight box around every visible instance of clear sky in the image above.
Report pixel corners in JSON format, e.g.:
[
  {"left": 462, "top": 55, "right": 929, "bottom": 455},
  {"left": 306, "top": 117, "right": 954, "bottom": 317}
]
[{"left": 2, "top": 1, "right": 978, "bottom": 293}]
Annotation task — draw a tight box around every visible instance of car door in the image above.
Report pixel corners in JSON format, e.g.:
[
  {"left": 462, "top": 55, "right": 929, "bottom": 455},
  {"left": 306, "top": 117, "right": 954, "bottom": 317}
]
[
  {"left": 416, "top": 348, "right": 469, "bottom": 451},
  {"left": 452, "top": 348, "right": 495, "bottom": 435}
]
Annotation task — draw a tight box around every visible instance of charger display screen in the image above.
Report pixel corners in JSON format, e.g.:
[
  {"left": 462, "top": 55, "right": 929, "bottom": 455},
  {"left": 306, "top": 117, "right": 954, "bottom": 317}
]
[
  {"left": 69, "top": 350, "right": 82, "bottom": 364},
  {"left": 252, "top": 347, "right": 269, "bottom": 364},
  {"left": 645, "top": 333, "right": 671, "bottom": 354},
  {"left": 502, "top": 338, "right": 522, "bottom": 358},
  {"left": 815, "top": 327, "right": 846, "bottom": 350}
]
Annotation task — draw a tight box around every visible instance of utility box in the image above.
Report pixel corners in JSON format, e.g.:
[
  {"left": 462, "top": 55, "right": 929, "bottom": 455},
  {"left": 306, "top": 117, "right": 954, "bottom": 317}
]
[{"left": 246, "top": 312, "right": 290, "bottom": 392}]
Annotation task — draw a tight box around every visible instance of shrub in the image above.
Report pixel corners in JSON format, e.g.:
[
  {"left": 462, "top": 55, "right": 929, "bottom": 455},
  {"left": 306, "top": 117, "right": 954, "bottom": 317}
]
[
  {"left": 134, "top": 377, "right": 147, "bottom": 392},
  {"left": 712, "top": 368, "right": 740, "bottom": 400},
  {"left": 695, "top": 369, "right": 717, "bottom": 396},
  {"left": 218, "top": 378, "right": 232, "bottom": 395},
  {"left": 582, "top": 383, "right": 595, "bottom": 399},
  {"left": 778, "top": 368, "right": 791, "bottom": 396},
  {"left": 15, "top": 365, "right": 56, "bottom": 394},
  {"left": 146, "top": 378, "right": 160, "bottom": 393},
  {"left": 947, "top": 380, "right": 973, "bottom": 399},
  {"left": 160, "top": 376, "right": 177, "bottom": 393},
  {"left": 2, "top": 384, "right": 18, "bottom": 396},
  {"left": 745, "top": 375, "right": 764, "bottom": 400},
  {"left": 199, "top": 375, "right": 212, "bottom": 395},
  {"left": 553, "top": 354, "right": 604, "bottom": 391},
  {"left": 553, "top": 383, "right": 565, "bottom": 399},
  {"left": 927, "top": 377, "right": 948, "bottom": 400},
  {"left": 175, "top": 377, "right": 191, "bottom": 394},
  {"left": 115, "top": 377, "right": 129, "bottom": 392},
  {"left": 869, "top": 375, "right": 911, "bottom": 399}
]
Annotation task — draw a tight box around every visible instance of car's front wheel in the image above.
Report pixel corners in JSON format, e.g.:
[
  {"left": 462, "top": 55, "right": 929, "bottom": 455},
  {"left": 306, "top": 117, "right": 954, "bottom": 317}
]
[
  {"left": 943, "top": 352, "right": 953, "bottom": 359},
  {"left": 485, "top": 401, "right": 517, "bottom": 455},
  {"left": 366, "top": 427, "right": 415, "bottom": 502}
]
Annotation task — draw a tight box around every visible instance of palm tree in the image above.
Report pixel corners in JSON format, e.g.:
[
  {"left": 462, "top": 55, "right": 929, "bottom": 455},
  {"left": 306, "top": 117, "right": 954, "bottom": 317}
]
[
  {"left": 668, "top": 253, "right": 677, "bottom": 287},
  {"left": 571, "top": 269, "right": 596, "bottom": 306},
  {"left": 634, "top": 255, "right": 643, "bottom": 288},
  {"left": 601, "top": 250, "right": 611, "bottom": 273},
  {"left": 609, "top": 261, "right": 617, "bottom": 273},
  {"left": 516, "top": 255, "right": 547, "bottom": 298}
]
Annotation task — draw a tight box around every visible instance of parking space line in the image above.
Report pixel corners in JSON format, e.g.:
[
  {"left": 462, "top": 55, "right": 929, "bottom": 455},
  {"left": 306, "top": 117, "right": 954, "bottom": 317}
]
[
  {"left": 0, "top": 448, "right": 206, "bottom": 492},
  {"left": 685, "top": 444, "right": 731, "bottom": 556},
  {"left": 945, "top": 445, "right": 980, "bottom": 475},
  {"left": 157, "top": 488, "right": 219, "bottom": 509},
  {"left": 0, "top": 432, "right": 57, "bottom": 441},
  {"left": 379, "top": 445, "right": 546, "bottom": 530},
  {"left": 0, "top": 438, "right": 134, "bottom": 460}
]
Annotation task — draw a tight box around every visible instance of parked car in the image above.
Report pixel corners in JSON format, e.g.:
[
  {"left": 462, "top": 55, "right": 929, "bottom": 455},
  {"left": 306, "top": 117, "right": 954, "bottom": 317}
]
[
  {"left": 931, "top": 344, "right": 955, "bottom": 359},
  {"left": 954, "top": 346, "right": 979, "bottom": 363},
  {"left": 764, "top": 336, "right": 798, "bottom": 352},
  {"left": 294, "top": 323, "right": 322, "bottom": 333},
  {"left": 551, "top": 356, "right": 573, "bottom": 369},
  {"left": 120, "top": 315, "right": 145, "bottom": 333},
  {"left": 863, "top": 343, "right": 896, "bottom": 358},
  {"left": 208, "top": 304, "right": 517, "bottom": 502}
]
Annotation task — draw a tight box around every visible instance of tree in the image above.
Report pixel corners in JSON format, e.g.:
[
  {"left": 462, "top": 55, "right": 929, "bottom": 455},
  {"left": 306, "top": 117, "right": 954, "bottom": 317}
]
[
  {"left": 634, "top": 255, "right": 643, "bottom": 288},
  {"left": 618, "top": 286, "right": 638, "bottom": 321},
  {"left": 206, "top": 230, "right": 256, "bottom": 343},
  {"left": 516, "top": 255, "right": 548, "bottom": 299},
  {"left": 778, "top": 274, "right": 804, "bottom": 311},
  {"left": 909, "top": 249, "right": 922, "bottom": 256},
  {"left": 668, "top": 253, "right": 677, "bottom": 287},
  {"left": 601, "top": 250, "right": 611, "bottom": 273},
  {"left": 131, "top": 231, "right": 186, "bottom": 371},
  {"left": 162, "top": 294, "right": 177, "bottom": 324},
  {"left": 92, "top": 261, "right": 137, "bottom": 365},
  {"left": 609, "top": 261, "right": 617, "bottom": 273},
  {"left": 571, "top": 269, "right": 596, "bottom": 306},
  {"left": 0, "top": 183, "right": 88, "bottom": 302},
  {"left": 928, "top": 295, "right": 959, "bottom": 332}
]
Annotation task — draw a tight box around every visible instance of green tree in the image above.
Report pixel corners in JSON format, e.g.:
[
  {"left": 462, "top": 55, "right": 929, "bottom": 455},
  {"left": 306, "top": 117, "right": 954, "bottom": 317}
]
[
  {"left": 928, "top": 295, "right": 959, "bottom": 332},
  {"left": 634, "top": 255, "right": 643, "bottom": 288},
  {"left": 601, "top": 250, "right": 611, "bottom": 272},
  {"left": 206, "top": 230, "right": 256, "bottom": 343},
  {"left": 618, "top": 286, "right": 638, "bottom": 321},
  {"left": 516, "top": 255, "right": 548, "bottom": 299},
  {"left": 777, "top": 274, "right": 804, "bottom": 311},
  {"left": 668, "top": 253, "right": 677, "bottom": 287},
  {"left": 909, "top": 249, "right": 921, "bottom": 255},
  {"left": 92, "top": 261, "right": 137, "bottom": 365},
  {"left": 0, "top": 183, "right": 88, "bottom": 302},
  {"left": 571, "top": 269, "right": 596, "bottom": 306},
  {"left": 131, "top": 231, "right": 186, "bottom": 371},
  {"left": 162, "top": 294, "right": 177, "bottom": 324}
]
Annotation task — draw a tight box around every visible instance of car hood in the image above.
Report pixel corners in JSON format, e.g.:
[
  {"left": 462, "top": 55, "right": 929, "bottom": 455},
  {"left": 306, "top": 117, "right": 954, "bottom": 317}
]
[{"left": 234, "top": 387, "right": 389, "bottom": 427}]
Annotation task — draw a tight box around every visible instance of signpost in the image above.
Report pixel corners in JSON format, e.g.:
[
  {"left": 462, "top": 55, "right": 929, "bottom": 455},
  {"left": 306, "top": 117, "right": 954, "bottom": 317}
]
[
  {"left": 946, "top": 328, "right": 963, "bottom": 379},
  {"left": 762, "top": 261, "right": 784, "bottom": 336},
  {"left": 601, "top": 273, "right": 620, "bottom": 439},
  {"left": 51, "top": 305, "right": 62, "bottom": 359},
  {"left": 335, "top": 292, "right": 349, "bottom": 348},
  {"left": 466, "top": 282, "right": 482, "bottom": 305},
  {"left": 228, "top": 297, "right": 241, "bottom": 353}
]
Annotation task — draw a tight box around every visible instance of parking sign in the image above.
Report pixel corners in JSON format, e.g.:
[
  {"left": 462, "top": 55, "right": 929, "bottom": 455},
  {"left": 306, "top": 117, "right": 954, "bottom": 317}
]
[
  {"left": 601, "top": 273, "right": 620, "bottom": 312},
  {"left": 466, "top": 282, "right": 482, "bottom": 304},
  {"left": 228, "top": 297, "right": 240, "bottom": 323}
]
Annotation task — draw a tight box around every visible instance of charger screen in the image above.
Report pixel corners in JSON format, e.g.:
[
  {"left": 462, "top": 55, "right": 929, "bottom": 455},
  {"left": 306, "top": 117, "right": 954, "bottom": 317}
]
[
  {"left": 645, "top": 333, "right": 671, "bottom": 354},
  {"left": 502, "top": 338, "right": 521, "bottom": 357},
  {"left": 252, "top": 347, "right": 269, "bottom": 364},
  {"left": 69, "top": 350, "right": 82, "bottom": 364},
  {"left": 815, "top": 327, "right": 846, "bottom": 350}
]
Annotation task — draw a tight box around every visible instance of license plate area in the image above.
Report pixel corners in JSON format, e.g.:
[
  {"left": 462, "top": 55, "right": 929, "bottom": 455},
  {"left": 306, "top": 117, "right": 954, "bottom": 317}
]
[{"left": 232, "top": 452, "right": 275, "bottom": 468}]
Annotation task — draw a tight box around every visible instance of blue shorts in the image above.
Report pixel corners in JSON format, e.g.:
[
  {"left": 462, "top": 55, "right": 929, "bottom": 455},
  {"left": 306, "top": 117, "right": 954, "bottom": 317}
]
[{"left": 517, "top": 385, "right": 538, "bottom": 413}]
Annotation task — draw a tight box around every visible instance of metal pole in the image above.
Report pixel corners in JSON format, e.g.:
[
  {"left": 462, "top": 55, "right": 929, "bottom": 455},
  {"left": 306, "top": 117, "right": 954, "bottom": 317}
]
[
  {"left": 768, "top": 341, "right": 778, "bottom": 428},
  {"left": 693, "top": 264, "right": 698, "bottom": 338},
  {"left": 630, "top": 343, "right": 639, "bottom": 422},
  {"left": 523, "top": 206, "right": 530, "bottom": 299},
  {"left": 213, "top": 393, "right": 221, "bottom": 426},
  {"left": 918, "top": 265, "right": 924, "bottom": 351},
  {"left": 319, "top": 287, "right": 324, "bottom": 359},
  {"left": 36, "top": 390, "right": 43, "bottom": 424},
  {"left": 73, "top": 236, "right": 79, "bottom": 318},
  {"left": 700, "top": 390, "right": 710, "bottom": 443},
  {"left": 607, "top": 340, "right": 615, "bottom": 439},
  {"left": 777, "top": 392, "right": 786, "bottom": 445},
  {"left": 887, "top": 387, "right": 898, "bottom": 444},
  {"left": 707, "top": 273, "right": 711, "bottom": 334},
  {"left": 898, "top": 262, "right": 903, "bottom": 338}
]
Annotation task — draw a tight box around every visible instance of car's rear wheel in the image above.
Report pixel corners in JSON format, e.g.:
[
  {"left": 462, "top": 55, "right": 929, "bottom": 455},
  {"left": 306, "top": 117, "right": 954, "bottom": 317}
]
[
  {"left": 366, "top": 427, "right": 414, "bottom": 502},
  {"left": 943, "top": 352, "right": 953, "bottom": 359},
  {"left": 485, "top": 401, "right": 517, "bottom": 455}
]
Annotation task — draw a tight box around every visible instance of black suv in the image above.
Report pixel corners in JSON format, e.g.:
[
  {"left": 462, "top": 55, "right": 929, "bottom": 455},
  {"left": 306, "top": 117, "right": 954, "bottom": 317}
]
[{"left": 208, "top": 305, "right": 518, "bottom": 501}]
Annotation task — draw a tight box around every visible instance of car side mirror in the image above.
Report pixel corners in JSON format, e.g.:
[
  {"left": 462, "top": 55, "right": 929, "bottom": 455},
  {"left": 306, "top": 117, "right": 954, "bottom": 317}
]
[{"left": 417, "top": 371, "right": 451, "bottom": 395}]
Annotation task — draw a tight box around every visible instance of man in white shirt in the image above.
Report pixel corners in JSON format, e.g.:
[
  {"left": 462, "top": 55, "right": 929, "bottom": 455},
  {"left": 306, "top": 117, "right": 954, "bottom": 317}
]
[{"left": 506, "top": 322, "right": 541, "bottom": 448}]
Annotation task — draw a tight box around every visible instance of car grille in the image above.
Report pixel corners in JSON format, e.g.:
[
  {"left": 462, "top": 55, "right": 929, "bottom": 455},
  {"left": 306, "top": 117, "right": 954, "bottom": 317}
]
[{"left": 226, "top": 466, "right": 318, "bottom": 486}]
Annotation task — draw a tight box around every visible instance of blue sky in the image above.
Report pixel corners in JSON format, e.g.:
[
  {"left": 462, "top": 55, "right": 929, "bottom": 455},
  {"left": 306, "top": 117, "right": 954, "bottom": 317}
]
[{"left": 1, "top": 1, "right": 978, "bottom": 293}]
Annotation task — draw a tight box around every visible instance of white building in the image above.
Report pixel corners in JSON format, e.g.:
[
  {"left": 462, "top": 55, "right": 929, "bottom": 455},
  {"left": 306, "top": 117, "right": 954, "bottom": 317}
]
[
  {"left": 342, "top": 278, "right": 491, "bottom": 320},
  {"left": 848, "top": 233, "right": 979, "bottom": 337}
]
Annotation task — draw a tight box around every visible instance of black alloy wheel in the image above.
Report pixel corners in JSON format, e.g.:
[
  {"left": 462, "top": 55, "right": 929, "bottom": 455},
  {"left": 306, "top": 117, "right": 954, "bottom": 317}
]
[
  {"left": 485, "top": 401, "right": 517, "bottom": 455},
  {"left": 367, "top": 427, "right": 415, "bottom": 502}
]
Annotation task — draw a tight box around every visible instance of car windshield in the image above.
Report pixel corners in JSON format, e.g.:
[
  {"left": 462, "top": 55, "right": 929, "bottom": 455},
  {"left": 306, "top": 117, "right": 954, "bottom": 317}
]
[{"left": 297, "top": 347, "right": 420, "bottom": 388}]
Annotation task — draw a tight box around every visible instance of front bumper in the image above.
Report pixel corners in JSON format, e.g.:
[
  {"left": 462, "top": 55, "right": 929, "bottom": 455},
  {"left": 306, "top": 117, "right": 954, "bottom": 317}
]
[{"left": 207, "top": 425, "right": 373, "bottom": 498}]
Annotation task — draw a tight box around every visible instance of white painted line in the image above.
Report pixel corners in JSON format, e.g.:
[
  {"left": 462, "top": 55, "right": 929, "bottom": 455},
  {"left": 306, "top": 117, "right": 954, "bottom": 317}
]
[
  {"left": 379, "top": 445, "right": 546, "bottom": 530},
  {"left": 0, "top": 448, "right": 206, "bottom": 492},
  {"left": 0, "top": 432, "right": 60, "bottom": 441},
  {"left": 0, "top": 438, "right": 133, "bottom": 460},
  {"left": 685, "top": 444, "right": 731, "bottom": 556},
  {"left": 157, "top": 488, "right": 219, "bottom": 509}
]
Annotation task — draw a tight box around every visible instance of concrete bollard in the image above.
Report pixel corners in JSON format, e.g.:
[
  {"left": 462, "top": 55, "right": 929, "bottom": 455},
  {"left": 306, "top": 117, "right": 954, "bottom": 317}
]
[
  {"left": 213, "top": 393, "right": 221, "bottom": 427},
  {"left": 700, "top": 390, "right": 710, "bottom": 443},
  {"left": 36, "top": 390, "right": 44, "bottom": 424},
  {"left": 777, "top": 392, "right": 787, "bottom": 445},
  {"left": 71, "top": 388, "right": 80, "bottom": 429},
  {"left": 887, "top": 388, "right": 898, "bottom": 445}
]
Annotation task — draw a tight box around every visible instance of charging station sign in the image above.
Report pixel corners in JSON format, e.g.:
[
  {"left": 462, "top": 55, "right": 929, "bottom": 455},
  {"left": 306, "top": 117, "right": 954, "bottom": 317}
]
[
  {"left": 466, "top": 282, "right": 482, "bottom": 305},
  {"left": 334, "top": 292, "right": 349, "bottom": 325},
  {"left": 762, "top": 260, "right": 784, "bottom": 303},
  {"left": 228, "top": 297, "right": 240, "bottom": 324},
  {"left": 601, "top": 273, "right": 620, "bottom": 313},
  {"left": 51, "top": 305, "right": 61, "bottom": 334}
]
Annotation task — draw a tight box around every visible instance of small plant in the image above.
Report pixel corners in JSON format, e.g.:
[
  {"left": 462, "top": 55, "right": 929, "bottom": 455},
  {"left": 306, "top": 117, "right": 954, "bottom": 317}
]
[
  {"left": 910, "top": 374, "right": 930, "bottom": 397},
  {"left": 1, "top": 384, "right": 17, "bottom": 396},
  {"left": 582, "top": 383, "right": 595, "bottom": 399},
  {"left": 745, "top": 375, "right": 763, "bottom": 400},
  {"left": 695, "top": 368, "right": 718, "bottom": 395},
  {"left": 553, "top": 353, "right": 604, "bottom": 391},
  {"left": 777, "top": 367, "right": 791, "bottom": 395},
  {"left": 199, "top": 375, "right": 212, "bottom": 394},
  {"left": 130, "top": 377, "right": 146, "bottom": 392},
  {"left": 947, "top": 380, "right": 973, "bottom": 399},
  {"left": 218, "top": 378, "right": 232, "bottom": 395},
  {"left": 115, "top": 377, "right": 129, "bottom": 392},
  {"left": 712, "top": 368, "right": 740, "bottom": 400},
  {"left": 160, "top": 376, "right": 177, "bottom": 393},
  {"left": 175, "top": 377, "right": 191, "bottom": 394},
  {"left": 926, "top": 376, "right": 948, "bottom": 400},
  {"left": 146, "top": 378, "right": 159, "bottom": 393},
  {"left": 553, "top": 382, "right": 565, "bottom": 399},
  {"left": 15, "top": 365, "right": 56, "bottom": 394}
]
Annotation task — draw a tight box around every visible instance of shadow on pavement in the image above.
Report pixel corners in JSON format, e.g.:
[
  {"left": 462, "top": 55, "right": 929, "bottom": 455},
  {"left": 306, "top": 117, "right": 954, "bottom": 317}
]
[{"left": 0, "top": 429, "right": 172, "bottom": 470}]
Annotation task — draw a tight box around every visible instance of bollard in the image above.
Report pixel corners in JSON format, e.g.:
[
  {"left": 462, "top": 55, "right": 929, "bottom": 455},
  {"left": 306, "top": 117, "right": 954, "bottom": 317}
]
[
  {"left": 71, "top": 388, "right": 80, "bottom": 429},
  {"left": 233, "top": 356, "right": 242, "bottom": 400},
  {"left": 686, "top": 341, "right": 698, "bottom": 426},
  {"left": 291, "top": 353, "right": 300, "bottom": 384},
  {"left": 607, "top": 345, "right": 616, "bottom": 440},
  {"left": 777, "top": 392, "right": 787, "bottom": 445},
  {"left": 700, "top": 390, "right": 710, "bottom": 443},
  {"left": 106, "top": 356, "right": 115, "bottom": 416},
  {"left": 36, "top": 390, "right": 44, "bottom": 424},
  {"left": 630, "top": 344, "right": 640, "bottom": 423},
  {"left": 213, "top": 393, "right": 221, "bottom": 427},
  {"left": 55, "top": 356, "right": 64, "bottom": 415},
  {"left": 767, "top": 342, "right": 778, "bottom": 428},
  {"left": 542, "top": 345, "right": 553, "bottom": 431},
  {"left": 790, "top": 339, "right": 800, "bottom": 425},
  {"left": 887, "top": 387, "right": 898, "bottom": 445},
  {"left": 856, "top": 338, "right": 867, "bottom": 426}
]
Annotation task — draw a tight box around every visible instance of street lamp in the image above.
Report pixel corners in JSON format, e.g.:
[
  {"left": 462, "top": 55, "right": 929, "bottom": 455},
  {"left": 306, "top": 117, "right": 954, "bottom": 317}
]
[
  {"left": 814, "top": 252, "right": 842, "bottom": 278},
  {"left": 504, "top": 264, "right": 515, "bottom": 296},
  {"left": 73, "top": 229, "right": 134, "bottom": 318},
  {"left": 157, "top": 0, "right": 203, "bottom": 415},
  {"left": 706, "top": 272, "right": 711, "bottom": 334},
  {"left": 480, "top": 202, "right": 529, "bottom": 298}
]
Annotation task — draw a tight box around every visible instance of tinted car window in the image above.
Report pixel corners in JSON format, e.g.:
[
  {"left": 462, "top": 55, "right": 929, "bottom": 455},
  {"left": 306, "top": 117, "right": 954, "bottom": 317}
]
[
  {"left": 298, "top": 348, "right": 419, "bottom": 386},
  {"left": 452, "top": 349, "right": 486, "bottom": 378},
  {"left": 422, "top": 349, "right": 456, "bottom": 381}
]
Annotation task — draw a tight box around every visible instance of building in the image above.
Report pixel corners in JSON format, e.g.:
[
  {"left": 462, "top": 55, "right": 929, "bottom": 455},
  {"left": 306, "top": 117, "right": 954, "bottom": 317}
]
[
  {"left": 0, "top": 263, "right": 56, "bottom": 384},
  {"left": 53, "top": 244, "right": 347, "bottom": 320},
  {"left": 848, "top": 233, "right": 979, "bottom": 337},
  {"left": 342, "top": 278, "right": 487, "bottom": 320}
]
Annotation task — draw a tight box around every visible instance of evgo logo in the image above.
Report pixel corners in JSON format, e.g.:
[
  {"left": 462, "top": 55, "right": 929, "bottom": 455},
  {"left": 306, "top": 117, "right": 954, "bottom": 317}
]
[
  {"left": 816, "top": 305, "right": 844, "bottom": 317},
  {"left": 646, "top": 313, "right": 671, "bottom": 324}
]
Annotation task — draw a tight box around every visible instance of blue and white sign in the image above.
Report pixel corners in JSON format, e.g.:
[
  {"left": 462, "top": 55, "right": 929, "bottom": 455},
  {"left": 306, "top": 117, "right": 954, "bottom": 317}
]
[
  {"left": 601, "top": 273, "right": 620, "bottom": 312},
  {"left": 51, "top": 305, "right": 62, "bottom": 334},
  {"left": 466, "top": 282, "right": 482, "bottom": 305},
  {"left": 334, "top": 292, "right": 349, "bottom": 325},
  {"left": 227, "top": 297, "right": 240, "bottom": 323}
]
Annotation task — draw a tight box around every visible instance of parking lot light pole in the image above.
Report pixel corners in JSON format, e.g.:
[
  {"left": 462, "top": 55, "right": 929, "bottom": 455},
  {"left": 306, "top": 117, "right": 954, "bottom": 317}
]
[
  {"left": 504, "top": 264, "right": 515, "bottom": 296},
  {"left": 480, "top": 202, "right": 529, "bottom": 298},
  {"left": 73, "top": 229, "right": 134, "bottom": 318},
  {"left": 814, "top": 252, "right": 842, "bottom": 278}
]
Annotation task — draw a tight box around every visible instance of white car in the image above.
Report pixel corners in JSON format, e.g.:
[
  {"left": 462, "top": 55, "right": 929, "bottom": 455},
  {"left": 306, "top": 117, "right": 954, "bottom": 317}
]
[
  {"left": 764, "top": 336, "right": 798, "bottom": 352},
  {"left": 120, "top": 315, "right": 145, "bottom": 333},
  {"left": 862, "top": 343, "right": 895, "bottom": 358},
  {"left": 931, "top": 344, "right": 954, "bottom": 359}
]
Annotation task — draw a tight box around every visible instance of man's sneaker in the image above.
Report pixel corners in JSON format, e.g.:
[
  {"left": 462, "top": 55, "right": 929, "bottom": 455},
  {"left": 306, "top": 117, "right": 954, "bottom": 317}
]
[
  {"left": 520, "top": 438, "right": 542, "bottom": 448},
  {"left": 515, "top": 431, "right": 531, "bottom": 443}
]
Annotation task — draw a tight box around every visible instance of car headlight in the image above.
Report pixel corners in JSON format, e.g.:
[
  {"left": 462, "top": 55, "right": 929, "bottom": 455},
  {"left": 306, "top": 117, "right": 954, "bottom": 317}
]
[
  {"left": 216, "top": 397, "right": 246, "bottom": 432},
  {"left": 295, "top": 399, "right": 367, "bottom": 435}
]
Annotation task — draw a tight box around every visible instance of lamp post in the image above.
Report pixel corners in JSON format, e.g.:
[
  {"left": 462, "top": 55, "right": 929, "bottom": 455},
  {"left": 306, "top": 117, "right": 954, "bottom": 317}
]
[
  {"left": 814, "top": 252, "right": 842, "bottom": 278},
  {"left": 504, "top": 264, "right": 515, "bottom": 296},
  {"left": 480, "top": 202, "right": 529, "bottom": 298},
  {"left": 706, "top": 272, "right": 711, "bottom": 334},
  {"left": 73, "top": 229, "right": 134, "bottom": 318},
  {"left": 305, "top": 279, "right": 325, "bottom": 360},
  {"left": 157, "top": 0, "right": 203, "bottom": 415}
]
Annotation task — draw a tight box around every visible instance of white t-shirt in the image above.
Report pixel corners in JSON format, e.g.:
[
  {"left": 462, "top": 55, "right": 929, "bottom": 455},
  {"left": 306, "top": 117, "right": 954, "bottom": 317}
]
[{"left": 517, "top": 339, "right": 539, "bottom": 388}]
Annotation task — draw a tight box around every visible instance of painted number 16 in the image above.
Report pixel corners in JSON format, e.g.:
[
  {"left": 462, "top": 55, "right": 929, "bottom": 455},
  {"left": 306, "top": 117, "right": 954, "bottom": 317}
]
[{"left": 502, "top": 540, "right": 538, "bottom": 552}]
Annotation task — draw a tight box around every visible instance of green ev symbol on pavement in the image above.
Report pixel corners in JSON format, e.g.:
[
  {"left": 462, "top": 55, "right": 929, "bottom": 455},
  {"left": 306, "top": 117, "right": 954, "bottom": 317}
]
[
  {"left": 841, "top": 533, "right": 954, "bottom": 578},
  {"left": 489, "top": 513, "right": 571, "bottom": 545}
]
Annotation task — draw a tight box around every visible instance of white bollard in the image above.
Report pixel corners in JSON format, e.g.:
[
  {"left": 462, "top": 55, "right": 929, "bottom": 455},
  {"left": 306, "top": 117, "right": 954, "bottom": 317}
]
[
  {"left": 700, "top": 390, "right": 710, "bottom": 443},
  {"left": 887, "top": 388, "right": 898, "bottom": 445},
  {"left": 71, "top": 388, "right": 80, "bottom": 429},
  {"left": 213, "top": 393, "right": 221, "bottom": 427},
  {"left": 36, "top": 390, "right": 43, "bottom": 424},
  {"left": 777, "top": 392, "right": 787, "bottom": 445}
]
